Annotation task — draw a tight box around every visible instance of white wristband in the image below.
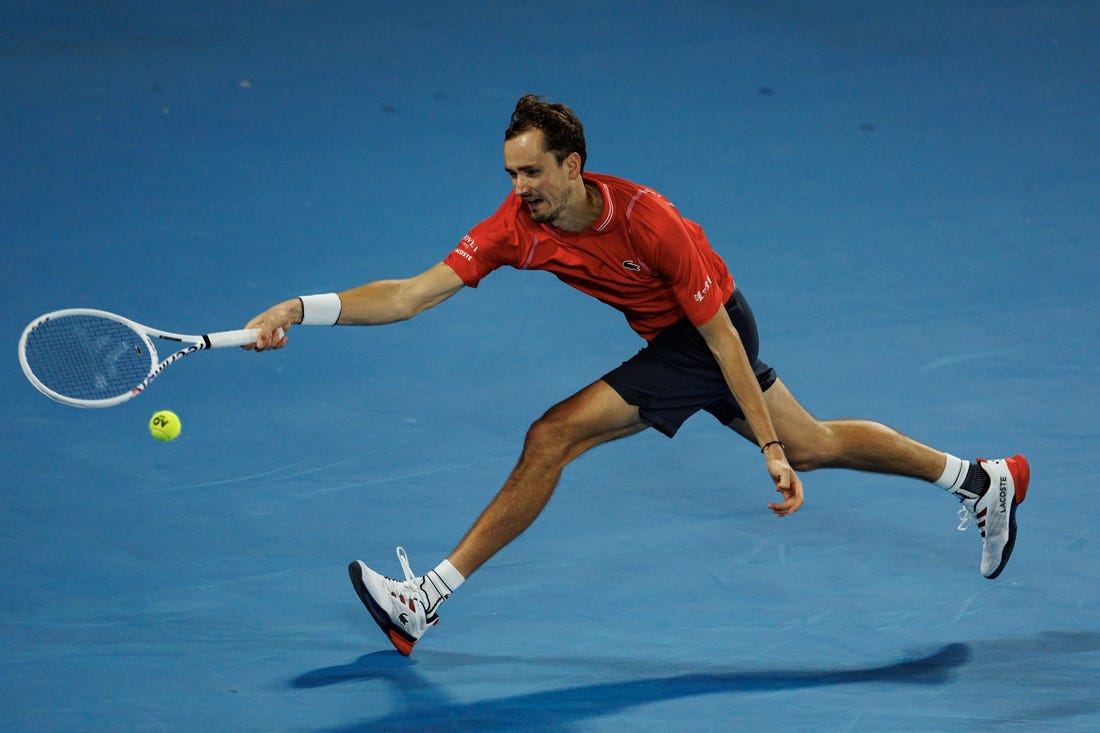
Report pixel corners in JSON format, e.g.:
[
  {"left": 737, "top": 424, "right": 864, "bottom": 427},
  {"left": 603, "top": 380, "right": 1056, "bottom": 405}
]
[{"left": 298, "top": 293, "right": 342, "bottom": 326}]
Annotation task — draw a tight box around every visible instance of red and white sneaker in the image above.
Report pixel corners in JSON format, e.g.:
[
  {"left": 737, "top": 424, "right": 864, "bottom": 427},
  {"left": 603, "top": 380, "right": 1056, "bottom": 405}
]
[
  {"left": 348, "top": 547, "right": 438, "bottom": 655},
  {"left": 958, "top": 455, "right": 1030, "bottom": 579}
]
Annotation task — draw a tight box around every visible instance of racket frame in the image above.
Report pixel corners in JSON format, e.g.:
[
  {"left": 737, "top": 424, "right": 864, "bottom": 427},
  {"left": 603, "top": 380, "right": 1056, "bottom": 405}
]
[{"left": 18, "top": 308, "right": 260, "bottom": 408}]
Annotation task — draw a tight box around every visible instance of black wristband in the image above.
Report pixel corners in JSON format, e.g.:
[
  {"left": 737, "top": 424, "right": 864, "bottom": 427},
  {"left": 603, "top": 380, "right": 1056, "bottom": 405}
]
[{"left": 760, "top": 440, "right": 785, "bottom": 453}]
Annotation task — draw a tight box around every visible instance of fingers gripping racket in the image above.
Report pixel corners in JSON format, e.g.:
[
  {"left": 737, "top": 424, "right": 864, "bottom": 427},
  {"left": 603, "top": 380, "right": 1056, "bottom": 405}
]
[{"left": 18, "top": 308, "right": 270, "bottom": 408}]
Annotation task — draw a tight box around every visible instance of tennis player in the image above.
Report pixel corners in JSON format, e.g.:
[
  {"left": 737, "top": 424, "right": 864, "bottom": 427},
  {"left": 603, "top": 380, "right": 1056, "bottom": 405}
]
[{"left": 245, "top": 94, "right": 1029, "bottom": 656}]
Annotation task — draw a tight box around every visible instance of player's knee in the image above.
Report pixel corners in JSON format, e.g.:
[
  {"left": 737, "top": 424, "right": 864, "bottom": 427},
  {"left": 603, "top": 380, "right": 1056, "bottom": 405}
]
[
  {"left": 782, "top": 423, "right": 837, "bottom": 472},
  {"left": 523, "top": 412, "right": 578, "bottom": 460},
  {"left": 786, "top": 450, "right": 823, "bottom": 472}
]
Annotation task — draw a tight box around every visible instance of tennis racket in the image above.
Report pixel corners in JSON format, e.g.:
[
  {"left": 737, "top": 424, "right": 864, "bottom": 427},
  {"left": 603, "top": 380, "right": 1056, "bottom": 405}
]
[{"left": 18, "top": 308, "right": 272, "bottom": 408}]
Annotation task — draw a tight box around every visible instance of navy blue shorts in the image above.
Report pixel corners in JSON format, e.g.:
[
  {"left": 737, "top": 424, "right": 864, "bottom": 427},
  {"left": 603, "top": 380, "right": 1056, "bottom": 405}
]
[{"left": 601, "top": 290, "right": 777, "bottom": 438}]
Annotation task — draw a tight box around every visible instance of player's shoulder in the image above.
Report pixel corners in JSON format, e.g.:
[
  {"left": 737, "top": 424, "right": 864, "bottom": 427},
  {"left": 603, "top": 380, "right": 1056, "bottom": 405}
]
[
  {"left": 589, "top": 172, "right": 681, "bottom": 232},
  {"left": 472, "top": 192, "right": 528, "bottom": 234},
  {"left": 589, "top": 172, "right": 674, "bottom": 210},
  {"left": 463, "top": 192, "right": 538, "bottom": 263},
  {"left": 588, "top": 172, "right": 648, "bottom": 196}
]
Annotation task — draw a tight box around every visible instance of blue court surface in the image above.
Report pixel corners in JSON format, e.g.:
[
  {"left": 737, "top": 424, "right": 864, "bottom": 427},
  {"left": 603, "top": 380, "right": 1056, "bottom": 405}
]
[{"left": 3, "top": 2, "right": 1099, "bottom": 731}]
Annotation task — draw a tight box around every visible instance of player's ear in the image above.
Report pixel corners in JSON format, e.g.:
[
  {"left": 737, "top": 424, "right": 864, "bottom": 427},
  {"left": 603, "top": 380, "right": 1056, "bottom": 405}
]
[{"left": 563, "top": 151, "right": 583, "bottom": 180}]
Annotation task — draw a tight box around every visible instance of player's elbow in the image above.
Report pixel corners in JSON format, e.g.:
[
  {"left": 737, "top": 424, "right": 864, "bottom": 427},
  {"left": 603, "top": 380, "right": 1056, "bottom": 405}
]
[
  {"left": 376, "top": 295, "right": 431, "bottom": 324},
  {"left": 394, "top": 275, "right": 461, "bottom": 321}
]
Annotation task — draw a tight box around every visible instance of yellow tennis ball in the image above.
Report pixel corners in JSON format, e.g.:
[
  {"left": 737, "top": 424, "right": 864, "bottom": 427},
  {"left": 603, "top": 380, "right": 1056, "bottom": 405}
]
[{"left": 149, "top": 410, "right": 181, "bottom": 442}]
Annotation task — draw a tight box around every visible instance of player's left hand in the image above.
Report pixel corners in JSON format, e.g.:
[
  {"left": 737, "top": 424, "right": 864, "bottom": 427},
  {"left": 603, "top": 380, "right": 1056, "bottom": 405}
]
[{"left": 766, "top": 456, "right": 804, "bottom": 517}]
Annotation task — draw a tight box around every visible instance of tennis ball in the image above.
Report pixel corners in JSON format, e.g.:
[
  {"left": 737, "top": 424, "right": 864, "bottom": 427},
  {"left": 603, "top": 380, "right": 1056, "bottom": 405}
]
[{"left": 149, "top": 410, "right": 181, "bottom": 442}]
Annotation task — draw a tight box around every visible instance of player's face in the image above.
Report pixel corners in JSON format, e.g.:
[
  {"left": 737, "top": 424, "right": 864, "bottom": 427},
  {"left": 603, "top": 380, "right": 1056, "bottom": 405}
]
[{"left": 504, "top": 130, "right": 581, "bottom": 225}]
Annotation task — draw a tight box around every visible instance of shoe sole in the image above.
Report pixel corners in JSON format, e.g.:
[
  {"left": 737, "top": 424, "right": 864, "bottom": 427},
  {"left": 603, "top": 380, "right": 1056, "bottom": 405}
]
[
  {"left": 348, "top": 561, "right": 417, "bottom": 655},
  {"left": 984, "top": 454, "right": 1030, "bottom": 580}
]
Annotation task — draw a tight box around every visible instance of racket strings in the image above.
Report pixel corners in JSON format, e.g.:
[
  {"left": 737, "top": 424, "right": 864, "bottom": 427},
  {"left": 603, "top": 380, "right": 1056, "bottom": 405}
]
[{"left": 23, "top": 315, "right": 154, "bottom": 400}]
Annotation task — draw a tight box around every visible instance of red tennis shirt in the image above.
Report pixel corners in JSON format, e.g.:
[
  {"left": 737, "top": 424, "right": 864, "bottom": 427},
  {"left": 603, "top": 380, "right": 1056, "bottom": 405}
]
[{"left": 443, "top": 172, "right": 735, "bottom": 341}]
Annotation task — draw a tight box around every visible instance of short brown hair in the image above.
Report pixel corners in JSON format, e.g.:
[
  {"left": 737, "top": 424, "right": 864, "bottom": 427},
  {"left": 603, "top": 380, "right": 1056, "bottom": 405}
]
[{"left": 505, "top": 94, "right": 587, "bottom": 170}]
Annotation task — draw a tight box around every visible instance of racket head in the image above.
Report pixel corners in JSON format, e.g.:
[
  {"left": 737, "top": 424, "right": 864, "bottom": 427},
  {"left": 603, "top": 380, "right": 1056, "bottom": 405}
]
[{"left": 18, "top": 309, "right": 160, "bottom": 408}]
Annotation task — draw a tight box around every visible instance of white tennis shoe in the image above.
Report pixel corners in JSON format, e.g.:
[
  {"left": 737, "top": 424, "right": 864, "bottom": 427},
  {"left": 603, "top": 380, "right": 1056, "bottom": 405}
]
[
  {"left": 348, "top": 548, "right": 438, "bottom": 656},
  {"left": 957, "top": 454, "right": 1030, "bottom": 579}
]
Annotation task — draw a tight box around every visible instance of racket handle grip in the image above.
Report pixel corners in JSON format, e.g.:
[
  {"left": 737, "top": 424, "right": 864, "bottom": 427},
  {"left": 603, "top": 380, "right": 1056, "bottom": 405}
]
[
  {"left": 205, "top": 328, "right": 262, "bottom": 348},
  {"left": 206, "top": 327, "right": 284, "bottom": 349}
]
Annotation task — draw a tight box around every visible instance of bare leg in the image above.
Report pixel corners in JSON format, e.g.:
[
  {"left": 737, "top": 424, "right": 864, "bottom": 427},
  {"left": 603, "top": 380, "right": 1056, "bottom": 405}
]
[
  {"left": 726, "top": 379, "right": 946, "bottom": 481},
  {"left": 448, "top": 380, "right": 648, "bottom": 577}
]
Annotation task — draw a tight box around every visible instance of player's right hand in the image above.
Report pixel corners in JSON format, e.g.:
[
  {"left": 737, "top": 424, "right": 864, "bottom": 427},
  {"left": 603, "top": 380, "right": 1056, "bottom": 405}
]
[{"left": 243, "top": 299, "right": 299, "bottom": 351}]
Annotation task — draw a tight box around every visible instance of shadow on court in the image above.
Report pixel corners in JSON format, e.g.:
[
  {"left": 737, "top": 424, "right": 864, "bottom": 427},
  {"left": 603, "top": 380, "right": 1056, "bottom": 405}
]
[
  {"left": 295, "top": 643, "right": 972, "bottom": 732},
  {"left": 291, "top": 631, "right": 1100, "bottom": 732}
]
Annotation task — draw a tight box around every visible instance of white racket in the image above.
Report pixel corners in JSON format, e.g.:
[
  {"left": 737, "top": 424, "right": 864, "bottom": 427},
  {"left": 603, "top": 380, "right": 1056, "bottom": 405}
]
[{"left": 18, "top": 308, "right": 272, "bottom": 408}]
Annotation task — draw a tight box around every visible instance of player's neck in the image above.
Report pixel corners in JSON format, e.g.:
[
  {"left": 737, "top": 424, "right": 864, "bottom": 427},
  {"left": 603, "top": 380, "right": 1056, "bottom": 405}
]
[{"left": 552, "top": 180, "right": 603, "bottom": 232}]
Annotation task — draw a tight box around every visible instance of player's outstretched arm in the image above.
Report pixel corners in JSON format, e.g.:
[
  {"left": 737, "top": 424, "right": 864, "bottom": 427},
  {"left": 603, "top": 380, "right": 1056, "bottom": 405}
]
[
  {"left": 245, "top": 262, "right": 465, "bottom": 351},
  {"left": 695, "top": 307, "right": 804, "bottom": 516},
  {"left": 338, "top": 262, "right": 465, "bottom": 325}
]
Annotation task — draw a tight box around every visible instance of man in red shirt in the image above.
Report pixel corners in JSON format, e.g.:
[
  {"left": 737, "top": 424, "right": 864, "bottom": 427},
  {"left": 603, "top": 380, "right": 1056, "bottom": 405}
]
[{"left": 245, "top": 95, "right": 1029, "bottom": 656}]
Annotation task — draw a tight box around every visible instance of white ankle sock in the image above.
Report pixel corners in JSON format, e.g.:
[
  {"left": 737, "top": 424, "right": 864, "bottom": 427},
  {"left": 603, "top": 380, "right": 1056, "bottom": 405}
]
[
  {"left": 434, "top": 559, "right": 465, "bottom": 591},
  {"left": 421, "top": 560, "right": 465, "bottom": 610},
  {"left": 934, "top": 454, "right": 969, "bottom": 493}
]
